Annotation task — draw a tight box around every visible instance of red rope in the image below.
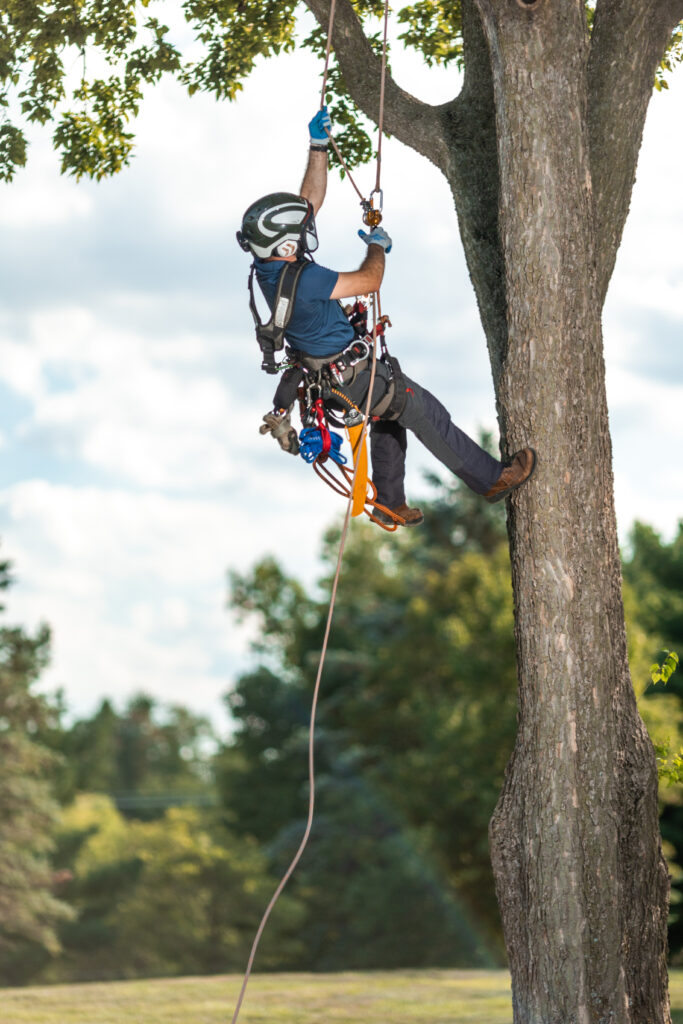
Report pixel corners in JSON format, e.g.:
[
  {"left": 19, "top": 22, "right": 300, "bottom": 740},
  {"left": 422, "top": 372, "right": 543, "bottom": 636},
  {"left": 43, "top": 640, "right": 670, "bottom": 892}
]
[{"left": 313, "top": 398, "right": 332, "bottom": 457}]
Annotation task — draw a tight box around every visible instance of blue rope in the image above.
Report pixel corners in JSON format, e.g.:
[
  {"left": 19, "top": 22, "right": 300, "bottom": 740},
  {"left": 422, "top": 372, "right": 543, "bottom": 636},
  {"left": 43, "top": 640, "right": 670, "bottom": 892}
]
[{"left": 299, "top": 427, "right": 348, "bottom": 465}]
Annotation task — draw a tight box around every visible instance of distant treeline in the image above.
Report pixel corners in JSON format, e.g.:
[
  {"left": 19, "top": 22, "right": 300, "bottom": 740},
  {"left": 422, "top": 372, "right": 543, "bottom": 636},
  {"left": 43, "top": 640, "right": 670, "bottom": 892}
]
[{"left": 1, "top": 465, "right": 682, "bottom": 985}]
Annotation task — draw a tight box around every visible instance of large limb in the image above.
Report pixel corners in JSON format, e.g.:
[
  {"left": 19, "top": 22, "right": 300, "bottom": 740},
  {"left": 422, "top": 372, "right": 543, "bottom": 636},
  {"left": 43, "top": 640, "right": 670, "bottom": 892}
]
[
  {"left": 303, "top": 0, "right": 451, "bottom": 173},
  {"left": 588, "top": 0, "right": 683, "bottom": 304}
]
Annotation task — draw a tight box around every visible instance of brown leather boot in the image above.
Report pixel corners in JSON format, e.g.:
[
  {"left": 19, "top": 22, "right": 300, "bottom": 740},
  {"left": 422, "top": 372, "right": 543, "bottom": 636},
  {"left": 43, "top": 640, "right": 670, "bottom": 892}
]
[
  {"left": 484, "top": 448, "right": 537, "bottom": 504},
  {"left": 373, "top": 502, "right": 424, "bottom": 527}
]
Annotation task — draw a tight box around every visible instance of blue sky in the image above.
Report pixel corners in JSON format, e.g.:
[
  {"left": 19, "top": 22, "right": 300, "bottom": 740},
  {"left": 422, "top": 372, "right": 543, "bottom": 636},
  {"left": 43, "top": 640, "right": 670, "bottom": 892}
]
[{"left": 1, "top": 18, "right": 682, "bottom": 731}]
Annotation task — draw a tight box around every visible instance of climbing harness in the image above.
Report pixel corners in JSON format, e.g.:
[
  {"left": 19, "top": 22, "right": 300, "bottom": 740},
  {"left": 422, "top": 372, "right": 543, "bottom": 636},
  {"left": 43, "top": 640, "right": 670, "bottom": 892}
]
[
  {"left": 247, "top": 253, "right": 407, "bottom": 526},
  {"left": 285, "top": 293, "right": 409, "bottom": 529},
  {"left": 231, "top": 3, "right": 393, "bottom": 1021},
  {"left": 247, "top": 256, "right": 310, "bottom": 374}
]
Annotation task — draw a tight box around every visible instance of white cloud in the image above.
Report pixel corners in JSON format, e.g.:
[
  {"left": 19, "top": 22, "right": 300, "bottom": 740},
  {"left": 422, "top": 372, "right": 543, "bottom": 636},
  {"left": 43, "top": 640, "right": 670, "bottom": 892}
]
[
  {"left": 0, "top": 157, "right": 93, "bottom": 229},
  {"left": 0, "top": 481, "right": 251, "bottom": 724},
  {"left": 2, "top": 306, "right": 241, "bottom": 488},
  {"left": 0, "top": 470, "right": 346, "bottom": 721},
  {"left": 0, "top": 335, "right": 45, "bottom": 402}
]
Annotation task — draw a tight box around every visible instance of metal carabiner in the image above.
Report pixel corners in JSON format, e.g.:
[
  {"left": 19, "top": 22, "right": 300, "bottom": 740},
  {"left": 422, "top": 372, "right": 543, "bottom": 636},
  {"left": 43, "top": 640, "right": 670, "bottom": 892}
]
[
  {"left": 347, "top": 339, "right": 371, "bottom": 366},
  {"left": 370, "top": 187, "right": 384, "bottom": 212}
]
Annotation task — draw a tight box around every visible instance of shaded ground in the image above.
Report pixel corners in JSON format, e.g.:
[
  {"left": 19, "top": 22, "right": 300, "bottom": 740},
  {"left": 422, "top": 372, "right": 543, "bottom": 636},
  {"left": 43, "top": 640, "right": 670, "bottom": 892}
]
[{"left": 2, "top": 968, "right": 683, "bottom": 1023}]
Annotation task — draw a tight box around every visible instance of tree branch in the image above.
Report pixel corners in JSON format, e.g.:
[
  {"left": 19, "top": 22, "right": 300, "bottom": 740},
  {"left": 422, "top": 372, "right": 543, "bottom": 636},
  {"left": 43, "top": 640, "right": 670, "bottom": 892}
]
[
  {"left": 588, "top": 0, "right": 683, "bottom": 304},
  {"left": 302, "top": 0, "right": 452, "bottom": 174}
]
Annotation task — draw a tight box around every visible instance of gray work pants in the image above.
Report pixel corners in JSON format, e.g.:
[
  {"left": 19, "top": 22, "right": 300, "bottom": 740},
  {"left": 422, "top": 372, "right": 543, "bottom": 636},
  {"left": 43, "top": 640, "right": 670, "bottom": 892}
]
[{"left": 343, "top": 362, "right": 503, "bottom": 509}]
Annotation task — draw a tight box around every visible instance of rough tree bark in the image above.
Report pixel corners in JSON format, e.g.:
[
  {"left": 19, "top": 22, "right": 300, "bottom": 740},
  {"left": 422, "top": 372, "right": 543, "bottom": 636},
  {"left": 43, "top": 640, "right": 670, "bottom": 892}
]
[{"left": 304, "top": 0, "right": 683, "bottom": 1020}]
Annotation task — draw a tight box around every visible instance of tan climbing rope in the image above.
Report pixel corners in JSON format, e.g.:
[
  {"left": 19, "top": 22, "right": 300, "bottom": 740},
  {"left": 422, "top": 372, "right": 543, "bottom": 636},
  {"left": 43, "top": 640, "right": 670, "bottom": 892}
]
[{"left": 230, "top": 4, "right": 392, "bottom": 1020}]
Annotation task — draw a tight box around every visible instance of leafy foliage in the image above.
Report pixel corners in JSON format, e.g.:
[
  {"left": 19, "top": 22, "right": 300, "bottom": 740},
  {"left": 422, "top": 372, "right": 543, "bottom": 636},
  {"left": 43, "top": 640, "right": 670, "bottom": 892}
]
[
  {"left": 396, "top": 2, "right": 463, "bottom": 70},
  {"left": 218, "top": 471, "right": 518, "bottom": 963},
  {"left": 648, "top": 650, "right": 683, "bottom": 787},
  {"left": 651, "top": 649, "right": 680, "bottom": 687},
  {"left": 623, "top": 522, "right": 683, "bottom": 957},
  {"left": 3, "top": 2, "right": 681, "bottom": 181},
  {"left": 47, "top": 693, "right": 217, "bottom": 815},
  {"left": 0, "top": 0, "right": 302, "bottom": 179},
  {"left": 655, "top": 744, "right": 683, "bottom": 787},
  {"left": 45, "top": 795, "right": 304, "bottom": 982},
  {"left": 656, "top": 24, "right": 683, "bottom": 91}
]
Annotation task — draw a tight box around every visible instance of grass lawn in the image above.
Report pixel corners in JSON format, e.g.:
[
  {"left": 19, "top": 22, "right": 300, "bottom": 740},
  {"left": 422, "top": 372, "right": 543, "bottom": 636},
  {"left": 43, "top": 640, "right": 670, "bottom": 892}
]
[{"left": 3, "top": 969, "right": 683, "bottom": 1023}]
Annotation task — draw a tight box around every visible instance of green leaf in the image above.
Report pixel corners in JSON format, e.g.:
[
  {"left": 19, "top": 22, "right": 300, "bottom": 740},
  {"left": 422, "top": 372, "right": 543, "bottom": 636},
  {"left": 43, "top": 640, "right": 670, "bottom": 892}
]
[{"left": 0, "top": 122, "right": 27, "bottom": 181}]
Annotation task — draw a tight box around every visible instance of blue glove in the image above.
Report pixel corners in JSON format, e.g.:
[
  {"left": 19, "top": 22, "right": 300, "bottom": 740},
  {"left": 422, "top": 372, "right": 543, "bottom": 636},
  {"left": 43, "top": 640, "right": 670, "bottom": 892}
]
[
  {"left": 358, "top": 226, "right": 392, "bottom": 253},
  {"left": 309, "top": 106, "right": 332, "bottom": 146}
]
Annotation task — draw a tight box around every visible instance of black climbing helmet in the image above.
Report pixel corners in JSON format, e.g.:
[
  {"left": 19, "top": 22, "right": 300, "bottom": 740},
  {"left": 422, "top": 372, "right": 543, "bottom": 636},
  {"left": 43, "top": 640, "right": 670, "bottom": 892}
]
[{"left": 236, "top": 192, "right": 318, "bottom": 259}]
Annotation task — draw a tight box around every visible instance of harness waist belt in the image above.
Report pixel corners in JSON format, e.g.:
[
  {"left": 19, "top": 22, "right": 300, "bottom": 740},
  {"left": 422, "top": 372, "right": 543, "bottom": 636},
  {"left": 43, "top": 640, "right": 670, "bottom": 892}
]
[
  {"left": 293, "top": 338, "right": 370, "bottom": 381},
  {"left": 288, "top": 342, "right": 406, "bottom": 422}
]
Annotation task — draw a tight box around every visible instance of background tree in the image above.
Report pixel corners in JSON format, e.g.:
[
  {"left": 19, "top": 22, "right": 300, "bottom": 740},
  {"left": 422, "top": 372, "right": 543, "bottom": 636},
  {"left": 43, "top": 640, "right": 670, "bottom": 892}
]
[
  {"left": 220, "top": 473, "right": 515, "bottom": 962},
  {"left": 1, "top": 506, "right": 679, "bottom": 987},
  {"left": 49, "top": 694, "right": 216, "bottom": 816},
  {"left": 0, "top": 550, "right": 72, "bottom": 985},
  {"left": 221, "top": 477, "right": 683, "bottom": 974},
  {"left": 4, "top": 1, "right": 683, "bottom": 1018},
  {"left": 623, "top": 522, "right": 683, "bottom": 959},
  {"left": 44, "top": 794, "right": 304, "bottom": 982}
]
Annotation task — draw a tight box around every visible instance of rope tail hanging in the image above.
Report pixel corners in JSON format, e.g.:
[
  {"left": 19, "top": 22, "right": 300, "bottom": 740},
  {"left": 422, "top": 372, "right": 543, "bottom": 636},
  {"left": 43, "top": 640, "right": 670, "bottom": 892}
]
[
  {"left": 229, "top": 303, "right": 381, "bottom": 1024},
  {"left": 230, "top": 2, "right": 390, "bottom": 1018}
]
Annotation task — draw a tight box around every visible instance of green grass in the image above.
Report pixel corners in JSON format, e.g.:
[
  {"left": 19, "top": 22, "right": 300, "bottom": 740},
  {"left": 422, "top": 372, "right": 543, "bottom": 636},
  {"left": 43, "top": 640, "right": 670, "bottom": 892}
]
[{"left": 2, "top": 969, "right": 683, "bottom": 1024}]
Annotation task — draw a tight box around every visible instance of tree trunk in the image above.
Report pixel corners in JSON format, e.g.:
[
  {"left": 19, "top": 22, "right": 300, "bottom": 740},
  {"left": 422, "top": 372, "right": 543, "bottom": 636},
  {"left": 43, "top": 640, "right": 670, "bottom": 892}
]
[
  {"left": 304, "top": 0, "right": 683, "bottom": 1019},
  {"left": 472, "top": 1, "right": 670, "bottom": 1021}
]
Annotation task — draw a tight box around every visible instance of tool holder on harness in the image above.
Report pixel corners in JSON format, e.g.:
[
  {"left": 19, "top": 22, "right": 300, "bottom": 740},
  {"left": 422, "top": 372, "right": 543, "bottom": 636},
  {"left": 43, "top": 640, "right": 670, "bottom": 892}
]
[{"left": 247, "top": 258, "right": 309, "bottom": 374}]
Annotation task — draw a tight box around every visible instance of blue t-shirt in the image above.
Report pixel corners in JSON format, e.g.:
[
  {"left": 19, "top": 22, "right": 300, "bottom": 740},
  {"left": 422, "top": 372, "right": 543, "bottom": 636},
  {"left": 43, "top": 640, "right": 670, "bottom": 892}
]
[{"left": 254, "top": 259, "right": 354, "bottom": 357}]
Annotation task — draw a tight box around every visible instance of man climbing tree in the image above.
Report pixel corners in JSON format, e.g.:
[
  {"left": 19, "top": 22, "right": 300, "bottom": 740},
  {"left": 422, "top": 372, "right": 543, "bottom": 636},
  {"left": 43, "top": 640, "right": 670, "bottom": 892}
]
[
  {"left": 4, "top": 1, "right": 683, "bottom": 1020},
  {"left": 239, "top": 106, "right": 535, "bottom": 525}
]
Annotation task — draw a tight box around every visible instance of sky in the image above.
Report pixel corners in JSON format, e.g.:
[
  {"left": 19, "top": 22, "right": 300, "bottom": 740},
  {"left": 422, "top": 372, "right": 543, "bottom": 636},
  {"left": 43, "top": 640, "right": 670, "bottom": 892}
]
[{"left": 1, "top": 11, "right": 682, "bottom": 732}]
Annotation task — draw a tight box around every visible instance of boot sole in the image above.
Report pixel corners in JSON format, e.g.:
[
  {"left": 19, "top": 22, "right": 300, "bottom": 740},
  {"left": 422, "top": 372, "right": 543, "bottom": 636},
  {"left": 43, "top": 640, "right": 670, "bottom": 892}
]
[{"left": 372, "top": 511, "right": 424, "bottom": 527}]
